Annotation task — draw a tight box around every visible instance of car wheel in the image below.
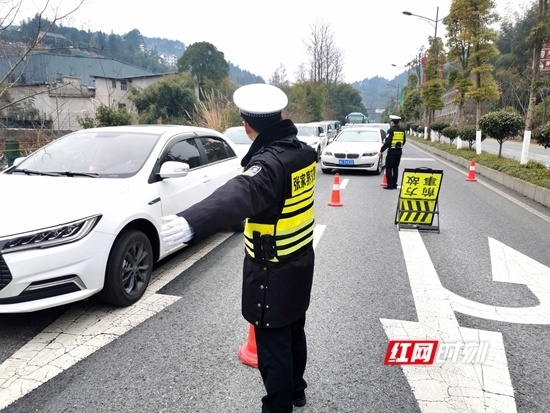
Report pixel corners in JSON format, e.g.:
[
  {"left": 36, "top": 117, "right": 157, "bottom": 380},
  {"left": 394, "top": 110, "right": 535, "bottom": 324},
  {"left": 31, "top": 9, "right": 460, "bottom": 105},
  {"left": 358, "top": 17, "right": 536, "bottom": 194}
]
[
  {"left": 316, "top": 147, "right": 321, "bottom": 162},
  {"left": 99, "top": 230, "right": 153, "bottom": 307},
  {"left": 321, "top": 167, "right": 332, "bottom": 174}
]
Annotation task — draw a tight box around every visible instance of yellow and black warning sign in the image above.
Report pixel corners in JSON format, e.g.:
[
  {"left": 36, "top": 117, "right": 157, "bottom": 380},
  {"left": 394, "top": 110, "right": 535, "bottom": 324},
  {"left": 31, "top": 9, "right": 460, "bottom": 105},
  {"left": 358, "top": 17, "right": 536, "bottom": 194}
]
[{"left": 395, "top": 168, "right": 443, "bottom": 232}]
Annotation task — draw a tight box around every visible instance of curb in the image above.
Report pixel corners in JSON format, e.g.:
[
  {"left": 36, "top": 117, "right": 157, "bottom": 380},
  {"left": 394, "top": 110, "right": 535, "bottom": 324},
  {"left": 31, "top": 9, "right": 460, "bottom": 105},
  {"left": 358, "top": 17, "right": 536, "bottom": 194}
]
[{"left": 411, "top": 142, "right": 550, "bottom": 209}]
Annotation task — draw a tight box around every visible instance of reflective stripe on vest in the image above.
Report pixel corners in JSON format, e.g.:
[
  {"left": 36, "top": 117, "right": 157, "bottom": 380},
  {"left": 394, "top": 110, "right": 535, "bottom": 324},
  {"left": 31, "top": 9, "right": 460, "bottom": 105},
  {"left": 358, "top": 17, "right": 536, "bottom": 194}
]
[
  {"left": 244, "top": 161, "right": 316, "bottom": 262},
  {"left": 391, "top": 131, "right": 405, "bottom": 149}
]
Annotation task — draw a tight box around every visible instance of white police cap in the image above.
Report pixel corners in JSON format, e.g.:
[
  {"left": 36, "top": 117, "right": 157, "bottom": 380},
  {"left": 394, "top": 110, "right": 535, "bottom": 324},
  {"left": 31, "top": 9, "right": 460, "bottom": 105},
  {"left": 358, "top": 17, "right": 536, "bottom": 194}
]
[
  {"left": 233, "top": 84, "right": 288, "bottom": 118},
  {"left": 389, "top": 115, "right": 401, "bottom": 120}
]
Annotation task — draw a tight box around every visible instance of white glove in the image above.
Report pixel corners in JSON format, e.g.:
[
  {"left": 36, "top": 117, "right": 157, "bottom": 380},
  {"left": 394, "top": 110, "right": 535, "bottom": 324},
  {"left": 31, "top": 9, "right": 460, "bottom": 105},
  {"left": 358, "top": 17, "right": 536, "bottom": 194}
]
[{"left": 161, "top": 215, "right": 195, "bottom": 245}]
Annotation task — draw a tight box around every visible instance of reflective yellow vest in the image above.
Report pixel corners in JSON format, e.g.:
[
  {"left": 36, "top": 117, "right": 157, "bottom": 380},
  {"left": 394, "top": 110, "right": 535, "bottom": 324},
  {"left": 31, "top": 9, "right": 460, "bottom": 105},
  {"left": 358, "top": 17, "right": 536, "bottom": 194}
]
[
  {"left": 391, "top": 130, "right": 405, "bottom": 149},
  {"left": 244, "top": 146, "right": 316, "bottom": 263}
]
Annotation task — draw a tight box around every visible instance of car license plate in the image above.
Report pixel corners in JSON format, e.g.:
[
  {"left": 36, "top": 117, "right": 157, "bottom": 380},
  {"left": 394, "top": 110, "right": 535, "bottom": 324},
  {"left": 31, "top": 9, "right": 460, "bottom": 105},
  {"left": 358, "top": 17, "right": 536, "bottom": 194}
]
[{"left": 338, "top": 159, "right": 354, "bottom": 166}]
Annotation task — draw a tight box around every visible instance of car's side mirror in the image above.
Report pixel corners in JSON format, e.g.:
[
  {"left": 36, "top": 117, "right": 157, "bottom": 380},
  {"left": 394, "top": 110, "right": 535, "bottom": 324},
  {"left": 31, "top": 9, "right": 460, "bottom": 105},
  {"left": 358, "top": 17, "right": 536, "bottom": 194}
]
[{"left": 159, "top": 161, "right": 190, "bottom": 179}]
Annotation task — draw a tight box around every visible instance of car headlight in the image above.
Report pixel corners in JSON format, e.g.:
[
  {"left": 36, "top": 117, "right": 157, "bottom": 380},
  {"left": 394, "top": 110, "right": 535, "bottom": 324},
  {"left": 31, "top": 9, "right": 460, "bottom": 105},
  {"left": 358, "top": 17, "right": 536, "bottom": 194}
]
[
  {"left": 323, "top": 151, "right": 332, "bottom": 156},
  {"left": 363, "top": 152, "right": 378, "bottom": 156},
  {"left": 0, "top": 215, "right": 102, "bottom": 253}
]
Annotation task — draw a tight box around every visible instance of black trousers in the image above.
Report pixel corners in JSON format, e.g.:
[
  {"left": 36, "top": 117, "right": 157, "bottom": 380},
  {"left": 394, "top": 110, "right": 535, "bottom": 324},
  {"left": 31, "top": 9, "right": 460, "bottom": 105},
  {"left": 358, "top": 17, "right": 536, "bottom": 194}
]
[
  {"left": 254, "top": 315, "right": 308, "bottom": 413},
  {"left": 385, "top": 152, "right": 402, "bottom": 188}
]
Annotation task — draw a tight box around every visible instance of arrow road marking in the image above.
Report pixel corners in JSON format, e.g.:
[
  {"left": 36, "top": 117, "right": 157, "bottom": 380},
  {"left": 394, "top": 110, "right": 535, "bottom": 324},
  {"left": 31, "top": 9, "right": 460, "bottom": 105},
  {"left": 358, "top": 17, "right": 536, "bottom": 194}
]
[
  {"left": 447, "top": 238, "right": 550, "bottom": 324},
  {"left": 381, "top": 230, "right": 516, "bottom": 412}
]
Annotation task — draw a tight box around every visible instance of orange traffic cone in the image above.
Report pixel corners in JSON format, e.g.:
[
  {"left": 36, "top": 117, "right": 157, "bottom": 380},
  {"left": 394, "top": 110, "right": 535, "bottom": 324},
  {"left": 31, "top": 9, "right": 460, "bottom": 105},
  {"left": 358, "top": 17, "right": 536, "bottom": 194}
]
[
  {"left": 381, "top": 173, "right": 388, "bottom": 187},
  {"left": 466, "top": 159, "right": 477, "bottom": 182},
  {"left": 238, "top": 324, "right": 258, "bottom": 368},
  {"left": 328, "top": 173, "right": 343, "bottom": 207}
]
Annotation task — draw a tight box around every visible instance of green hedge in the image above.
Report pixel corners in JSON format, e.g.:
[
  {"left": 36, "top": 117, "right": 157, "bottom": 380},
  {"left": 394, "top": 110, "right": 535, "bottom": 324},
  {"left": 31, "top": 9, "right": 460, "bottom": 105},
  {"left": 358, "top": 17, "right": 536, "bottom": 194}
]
[{"left": 409, "top": 136, "right": 550, "bottom": 190}]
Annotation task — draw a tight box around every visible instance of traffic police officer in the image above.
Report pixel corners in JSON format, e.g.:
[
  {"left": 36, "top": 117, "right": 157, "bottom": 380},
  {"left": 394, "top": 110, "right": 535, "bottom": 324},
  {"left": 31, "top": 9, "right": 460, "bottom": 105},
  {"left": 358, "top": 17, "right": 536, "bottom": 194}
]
[
  {"left": 160, "top": 83, "right": 317, "bottom": 413},
  {"left": 379, "top": 115, "right": 406, "bottom": 189}
]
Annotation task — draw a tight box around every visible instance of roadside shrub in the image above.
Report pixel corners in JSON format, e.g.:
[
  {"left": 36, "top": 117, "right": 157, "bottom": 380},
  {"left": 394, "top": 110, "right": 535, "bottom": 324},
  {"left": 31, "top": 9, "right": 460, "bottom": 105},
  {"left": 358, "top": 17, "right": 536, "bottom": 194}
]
[
  {"left": 534, "top": 121, "right": 550, "bottom": 149},
  {"left": 460, "top": 125, "right": 486, "bottom": 150},
  {"left": 479, "top": 111, "right": 524, "bottom": 156},
  {"left": 431, "top": 121, "right": 451, "bottom": 141},
  {"left": 407, "top": 135, "right": 550, "bottom": 190},
  {"left": 441, "top": 126, "right": 459, "bottom": 145}
]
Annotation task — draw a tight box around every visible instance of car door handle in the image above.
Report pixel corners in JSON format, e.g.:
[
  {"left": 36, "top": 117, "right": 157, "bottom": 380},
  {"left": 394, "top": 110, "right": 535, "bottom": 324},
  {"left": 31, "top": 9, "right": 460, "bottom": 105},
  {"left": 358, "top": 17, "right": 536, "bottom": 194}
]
[{"left": 203, "top": 175, "right": 212, "bottom": 183}]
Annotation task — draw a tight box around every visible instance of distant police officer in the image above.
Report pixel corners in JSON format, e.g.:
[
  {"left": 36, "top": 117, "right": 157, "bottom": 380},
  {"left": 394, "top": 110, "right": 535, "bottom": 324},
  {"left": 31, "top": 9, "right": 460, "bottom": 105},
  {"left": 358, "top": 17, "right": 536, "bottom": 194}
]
[
  {"left": 379, "top": 115, "right": 406, "bottom": 189},
  {"left": 160, "top": 84, "right": 317, "bottom": 413}
]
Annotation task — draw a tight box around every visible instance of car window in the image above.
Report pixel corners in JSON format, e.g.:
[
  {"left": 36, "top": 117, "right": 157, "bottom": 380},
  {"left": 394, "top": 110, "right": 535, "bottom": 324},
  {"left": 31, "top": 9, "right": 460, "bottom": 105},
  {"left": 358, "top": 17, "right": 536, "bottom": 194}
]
[
  {"left": 198, "top": 136, "right": 235, "bottom": 164},
  {"left": 11, "top": 130, "right": 160, "bottom": 177},
  {"left": 224, "top": 128, "right": 250, "bottom": 144},
  {"left": 336, "top": 130, "right": 380, "bottom": 143},
  {"left": 164, "top": 138, "right": 202, "bottom": 169},
  {"left": 296, "top": 126, "right": 318, "bottom": 136}
]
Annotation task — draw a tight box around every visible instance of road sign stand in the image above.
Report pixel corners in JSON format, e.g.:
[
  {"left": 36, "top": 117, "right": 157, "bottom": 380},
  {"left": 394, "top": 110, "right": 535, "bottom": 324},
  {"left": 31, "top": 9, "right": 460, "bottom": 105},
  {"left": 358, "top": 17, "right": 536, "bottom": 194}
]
[
  {"left": 396, "top": 201, "right": 440, "bottom": 233},
  {"left": 395, "top": 167, "right": 443, "bottom": 233}
]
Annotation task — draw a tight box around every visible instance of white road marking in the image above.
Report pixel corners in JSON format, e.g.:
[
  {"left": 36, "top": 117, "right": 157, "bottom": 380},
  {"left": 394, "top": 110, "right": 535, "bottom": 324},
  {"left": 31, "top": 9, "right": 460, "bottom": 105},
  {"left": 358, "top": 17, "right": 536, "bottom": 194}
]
[
  {"left": 0, "top": 224, "right": 328, "bottom": 410},
  {"left": 447, "top": 238, "right": 550, "bottom": 324},
  {"left": 0, "top": 232, "right": 233, "bottom": 410},
  {"left": 339, "top": 178, "right": 349, "bottom": 189},
  {"left": 313, "top": 224, "right": 326, "bottom": 250},
  {"left": 381, "top": 230, "right": 516, "bottom": 412},
  {"left": 401, "top": 158, "right": 434, "bottom": 161}
]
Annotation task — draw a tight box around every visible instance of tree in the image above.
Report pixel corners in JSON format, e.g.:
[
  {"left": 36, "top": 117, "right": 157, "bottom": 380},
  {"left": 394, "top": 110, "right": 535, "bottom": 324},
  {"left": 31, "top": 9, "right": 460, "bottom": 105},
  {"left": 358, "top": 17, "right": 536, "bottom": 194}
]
[
  {"left": 522, "top": 0, "right": 550, "bottom": 163},
  {"left": 303, "top": 20, "right": 344, "bottom": 85},
  {"left": 445, "top": 5, "right": 474, "bottom": 129},
  {"left": 479, "top": 110, "right": 524, "bottom": 156},
  {"left": 130, "top": 73, "right": 197, "bottom": 124},
  {"left": 269, "top": 64, "right": 290, "bottom": 88},
  {"left": 452, "top": 0, "right": 501, "bottom": 153},
  {"left": 77, "top": 105, "right": 132, "bottom": 128},
  {"left": 286, "top": 81, "right": 325, "bottom": 122},
  {"left": 420, "top": 35, "right": 445, "bottom": 139},
  {"left": 324, "top": 83, "right": 366, "bottom": 124},
  {"left": 401, "top": 73, "right": 422, "bottom": 122},
  {"left": 177, "top": 42, "right": 229, "bottom": 90},
  {"left": 445, "top": 0, "right": 500, "bottom": 152}
]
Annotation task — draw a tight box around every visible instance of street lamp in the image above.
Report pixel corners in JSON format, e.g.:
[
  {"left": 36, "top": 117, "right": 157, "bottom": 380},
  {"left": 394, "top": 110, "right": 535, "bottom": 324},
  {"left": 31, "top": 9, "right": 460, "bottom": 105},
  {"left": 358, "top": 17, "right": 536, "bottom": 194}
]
[
  {"left": 402, "top": 7, "right": 442, "bottom": 45},
  {"left": 391, "top": 63, "right": 410, "bottom": 75}
]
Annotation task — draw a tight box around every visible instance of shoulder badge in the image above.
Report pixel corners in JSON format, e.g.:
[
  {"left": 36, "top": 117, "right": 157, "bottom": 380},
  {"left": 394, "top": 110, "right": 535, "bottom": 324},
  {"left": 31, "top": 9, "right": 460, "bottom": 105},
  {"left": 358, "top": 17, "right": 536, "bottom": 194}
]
[{"left": 242, "top": 165, "right": 262, "bottom": 177}]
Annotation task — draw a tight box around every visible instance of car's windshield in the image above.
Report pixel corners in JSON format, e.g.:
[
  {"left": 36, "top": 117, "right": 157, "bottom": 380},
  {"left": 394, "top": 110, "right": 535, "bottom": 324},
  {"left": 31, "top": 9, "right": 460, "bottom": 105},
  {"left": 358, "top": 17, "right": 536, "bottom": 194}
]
[
  {"left": 296, "top": 126, "right": 318, "bottom": 137},
  {"left": 224, "top": 128, "right": 250, "bottom": 144},
  {"left": 336, "top": 130, "right": 380, "bottom": 143},
  {"left": 13, "top": 131, "right": 160, "bottom": 177}
]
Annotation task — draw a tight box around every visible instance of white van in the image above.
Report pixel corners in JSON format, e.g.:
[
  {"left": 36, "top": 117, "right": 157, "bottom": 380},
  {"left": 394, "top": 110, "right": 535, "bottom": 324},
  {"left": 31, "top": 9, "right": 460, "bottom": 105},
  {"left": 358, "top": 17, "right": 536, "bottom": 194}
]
[{"left": 310, "top": 120, "right": 341, "bottom": 144}]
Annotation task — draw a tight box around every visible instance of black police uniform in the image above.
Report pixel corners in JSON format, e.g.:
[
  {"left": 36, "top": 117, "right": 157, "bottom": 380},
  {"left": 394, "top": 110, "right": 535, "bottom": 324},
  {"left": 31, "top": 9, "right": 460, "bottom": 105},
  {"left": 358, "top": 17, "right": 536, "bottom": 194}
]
[
  {"left": 176, "top": 119, "right": 317, "bottom": 413},
  {"left": 380, "top": 123, "right": 406, "bottom": 189}
]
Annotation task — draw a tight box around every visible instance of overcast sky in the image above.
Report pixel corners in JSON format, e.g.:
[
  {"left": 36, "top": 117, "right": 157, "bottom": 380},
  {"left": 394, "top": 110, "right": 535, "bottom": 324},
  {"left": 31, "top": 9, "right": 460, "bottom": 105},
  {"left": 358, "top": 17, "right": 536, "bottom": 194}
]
[{"left": 19, "top": 0, "right": 533, "bottom": 83}]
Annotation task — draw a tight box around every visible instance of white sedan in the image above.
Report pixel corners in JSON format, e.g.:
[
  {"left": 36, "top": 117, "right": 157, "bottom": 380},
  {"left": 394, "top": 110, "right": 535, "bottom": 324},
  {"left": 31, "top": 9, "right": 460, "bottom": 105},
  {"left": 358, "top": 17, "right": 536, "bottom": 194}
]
[
  {"left": 320, "top": 127, "right": 386, "bottom": 175},
  {"left": 0, "top": 125, "right": 244, "bottom": 313}
]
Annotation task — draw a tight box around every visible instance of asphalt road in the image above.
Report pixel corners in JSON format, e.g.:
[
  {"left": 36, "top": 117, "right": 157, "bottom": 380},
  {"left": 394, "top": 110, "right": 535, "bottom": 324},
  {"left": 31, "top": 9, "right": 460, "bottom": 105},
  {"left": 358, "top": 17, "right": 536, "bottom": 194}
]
[{"left": 1, "top": 143, "right": 550, "bottom": 413}]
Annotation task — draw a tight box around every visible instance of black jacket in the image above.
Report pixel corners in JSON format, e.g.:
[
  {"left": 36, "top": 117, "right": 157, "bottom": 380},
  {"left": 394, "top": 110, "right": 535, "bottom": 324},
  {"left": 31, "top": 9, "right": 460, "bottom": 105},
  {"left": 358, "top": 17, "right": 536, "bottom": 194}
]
[{"left": 178, "top": 119, "right": 316, "bottom": 328}]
